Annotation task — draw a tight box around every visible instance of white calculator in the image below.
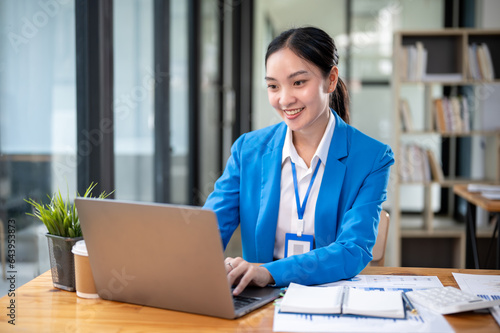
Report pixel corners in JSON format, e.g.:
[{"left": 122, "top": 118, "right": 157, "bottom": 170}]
[{"left": 405, "top": 286, "right": 500, "bottom": 315}]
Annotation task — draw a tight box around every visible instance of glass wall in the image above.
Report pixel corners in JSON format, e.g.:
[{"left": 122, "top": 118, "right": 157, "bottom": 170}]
[
  {"left": 0, "top": 0, "right": 77, "bottom": 293},
  {"left": 113, "top": 0, "right": 154, "bottom": 202},
  {"left": 113, "top": 0, "right": 191, "bottom": 205},
  {"left": 170, "top": 0, "right": 190, "bottom": 204},
  {"left": 197, "top": 0, "right": 222, "bottom": 204}
]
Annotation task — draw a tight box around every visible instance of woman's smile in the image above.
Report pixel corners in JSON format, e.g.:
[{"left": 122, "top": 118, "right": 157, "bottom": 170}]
[{"left": 283, "top": 107, "right": 305, "bottom": 118}]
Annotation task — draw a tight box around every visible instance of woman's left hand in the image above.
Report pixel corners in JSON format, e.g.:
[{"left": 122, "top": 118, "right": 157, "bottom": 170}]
[{"left": 224, "top": 257, "right": 275, "bottom": 296}]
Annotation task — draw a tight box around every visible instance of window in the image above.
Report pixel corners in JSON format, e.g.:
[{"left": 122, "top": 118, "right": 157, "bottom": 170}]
[
  {"left": 0, "top": 0, "right": 77, "bottom": 291},
  {"left": 170, "top": 0, "right": 190, "bottom": 204},
  {"left": 113, "top": 0, "right": 155, "bottom": 202}
]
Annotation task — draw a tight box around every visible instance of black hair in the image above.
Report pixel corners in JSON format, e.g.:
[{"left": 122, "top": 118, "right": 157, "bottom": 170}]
[{"left": 265, "top": 26, "right": 350, "bottom": 124}]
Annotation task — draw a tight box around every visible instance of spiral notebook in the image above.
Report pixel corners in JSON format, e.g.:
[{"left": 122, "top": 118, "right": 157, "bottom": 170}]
[{"left": 279, "top": 283, "right": 405, "bottom": 319}]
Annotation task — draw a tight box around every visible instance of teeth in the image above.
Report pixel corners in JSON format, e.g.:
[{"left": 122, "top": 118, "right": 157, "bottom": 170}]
[{"left": 284, "top": 108, "right": 304, "bottom": 115}]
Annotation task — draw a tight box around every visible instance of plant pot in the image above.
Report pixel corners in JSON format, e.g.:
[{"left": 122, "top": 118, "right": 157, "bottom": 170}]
[{"left": 46, "top": 233, "right": 83, "bottom": 291}]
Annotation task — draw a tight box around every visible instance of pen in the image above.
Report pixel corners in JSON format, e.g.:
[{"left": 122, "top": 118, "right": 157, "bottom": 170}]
[{"left": 402, "top": 292, "right": 418, "bottom": 315}]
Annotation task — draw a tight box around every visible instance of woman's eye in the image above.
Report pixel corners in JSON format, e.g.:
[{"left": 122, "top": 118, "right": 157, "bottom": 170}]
[
  {"left": 294, "top": 80, "right": 306, "bottom": 86},
  {"left": 267, "top": 84, "right": 277, "bottom": 89}
]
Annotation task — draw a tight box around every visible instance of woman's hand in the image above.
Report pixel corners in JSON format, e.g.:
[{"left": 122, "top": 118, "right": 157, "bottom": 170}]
[{"left": 224, "top": 257, "right": 275, "bottom": 296}]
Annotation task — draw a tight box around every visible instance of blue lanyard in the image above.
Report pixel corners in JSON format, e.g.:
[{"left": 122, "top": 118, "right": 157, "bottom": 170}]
[{"left": 291, "top": 158, "right": 321, "bottom": 221}]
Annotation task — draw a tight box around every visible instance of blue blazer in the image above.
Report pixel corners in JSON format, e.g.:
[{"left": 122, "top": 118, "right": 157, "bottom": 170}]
[{"left": 203, "top": 111, "right": 394, "bottom": 286}]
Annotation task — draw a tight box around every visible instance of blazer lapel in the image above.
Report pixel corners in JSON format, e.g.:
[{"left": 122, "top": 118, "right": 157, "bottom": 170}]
[
  {"left": 315, "top": 112, "right": 348, "bottom": 248},
  {"left": 255, "top": 123, "right": 286, "bottom": 262}
]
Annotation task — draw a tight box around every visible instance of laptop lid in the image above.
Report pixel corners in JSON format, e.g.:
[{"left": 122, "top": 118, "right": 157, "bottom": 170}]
[{"left": 75, "top": 198, "right": 280, "bottom": 319}]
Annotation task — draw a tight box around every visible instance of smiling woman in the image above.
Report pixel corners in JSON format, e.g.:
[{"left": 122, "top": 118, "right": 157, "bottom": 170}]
[
  {"left": 265, "top": 48, "right": 333, "bottom": 140},
  {"left": 265, "top": 26, "right": 350, "bottom": 124},
  {"left": 203, "top": 26, "right": 394, "bottom": 296}
]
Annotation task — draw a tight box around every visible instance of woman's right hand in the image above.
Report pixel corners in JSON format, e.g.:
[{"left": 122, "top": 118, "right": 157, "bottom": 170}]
[{"left": 224, "top": 257, "right": 275, "bottom": 296}]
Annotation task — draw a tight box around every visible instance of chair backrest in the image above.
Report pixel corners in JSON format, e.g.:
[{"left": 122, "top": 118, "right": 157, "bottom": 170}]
[{"left": 370, "top": 210, "right": 390, "bottom": 267}]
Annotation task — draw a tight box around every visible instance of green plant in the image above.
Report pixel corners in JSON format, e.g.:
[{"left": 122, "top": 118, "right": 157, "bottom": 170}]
[{"left": 25, "top": 182, "right": 113, "bottom": 238}]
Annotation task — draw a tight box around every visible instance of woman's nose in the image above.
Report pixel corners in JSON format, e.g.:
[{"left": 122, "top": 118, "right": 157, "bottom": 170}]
[{"left": 279, "top": 87, "right": 296, "bottom": 107}]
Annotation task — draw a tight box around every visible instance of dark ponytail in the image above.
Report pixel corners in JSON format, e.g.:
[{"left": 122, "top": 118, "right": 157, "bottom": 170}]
[
  {"left": 330, "top": 77, "right": 350, "bottom": 124},
  {"left": 265, "top": 26, "right": 350, "bottom": 124}
]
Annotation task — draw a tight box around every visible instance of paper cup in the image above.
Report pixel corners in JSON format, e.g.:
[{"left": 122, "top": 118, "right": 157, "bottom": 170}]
[{"left": 72, "top": 240, "right": 99, "bottom": 299}]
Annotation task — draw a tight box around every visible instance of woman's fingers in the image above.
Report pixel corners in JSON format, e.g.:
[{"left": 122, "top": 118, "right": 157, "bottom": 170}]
[
  {"left": 224, "top": 257, "right": 235, "bottom": 273},
  {"left": 224, "top": 257, "right": 273, "bottom": 296}
]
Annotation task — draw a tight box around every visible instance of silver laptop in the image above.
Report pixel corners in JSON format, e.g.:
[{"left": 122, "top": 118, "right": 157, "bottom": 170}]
[{"left": 75, "top": 197, "right": 281, "bottom": 319}]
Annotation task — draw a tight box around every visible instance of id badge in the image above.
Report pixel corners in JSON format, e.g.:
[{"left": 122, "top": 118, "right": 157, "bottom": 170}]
[{"left": 284, "top": 233, "right": 314, "bottom": 258}]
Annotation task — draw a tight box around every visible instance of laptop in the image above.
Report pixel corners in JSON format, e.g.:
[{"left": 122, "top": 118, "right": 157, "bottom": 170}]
[{"left": 75, "top": 197, "right": 281, "bottom": 319}]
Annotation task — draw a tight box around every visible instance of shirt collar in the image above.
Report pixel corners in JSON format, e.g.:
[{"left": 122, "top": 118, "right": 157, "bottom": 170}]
[{"left": 282, "top": 110, "right": 336, "bottom": 168}]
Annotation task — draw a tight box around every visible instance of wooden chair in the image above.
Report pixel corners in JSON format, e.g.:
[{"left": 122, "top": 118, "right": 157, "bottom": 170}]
[{"left": 370, "top": 210, "right": 390, "bottom": 267}]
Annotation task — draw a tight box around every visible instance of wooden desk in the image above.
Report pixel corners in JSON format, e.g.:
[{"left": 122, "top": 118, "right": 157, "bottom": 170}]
[
  {"left": 454, "top": 184, "right": 500, "bottom": 269},
  {"left": 453, "top": 184, "right": 500, "bottom": 212},
  {"left": 1, "top": 267, "right": 499, "bottom": 332}
]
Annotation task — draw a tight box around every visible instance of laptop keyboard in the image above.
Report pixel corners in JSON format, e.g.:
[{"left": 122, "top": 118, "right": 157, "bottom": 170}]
[{"left": 233, "top": 295, "right": 261, "bottom": 310}]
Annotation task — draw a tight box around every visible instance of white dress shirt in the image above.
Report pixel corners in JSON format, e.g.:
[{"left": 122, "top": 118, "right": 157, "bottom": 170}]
[{"left": 273, "top": 113, "right": 336, "bottom": 259}]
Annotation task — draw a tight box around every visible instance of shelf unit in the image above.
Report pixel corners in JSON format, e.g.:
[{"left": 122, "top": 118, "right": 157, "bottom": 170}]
[{"left": 392, "top": 29, "right": 500, "bottom": 268}]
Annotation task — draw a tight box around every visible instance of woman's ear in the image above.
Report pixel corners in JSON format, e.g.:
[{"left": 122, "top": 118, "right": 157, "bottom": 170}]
[{"left": 328, "top": 66, "right": 339, "bottom": 93}]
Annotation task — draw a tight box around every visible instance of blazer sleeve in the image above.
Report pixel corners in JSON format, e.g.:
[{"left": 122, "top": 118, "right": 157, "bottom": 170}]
[
  {"left": 262, "top": 143, "right": 394, "bottom": 287},
  {"left": 202, "top": 134, "right": 244, "bottom": 249}
]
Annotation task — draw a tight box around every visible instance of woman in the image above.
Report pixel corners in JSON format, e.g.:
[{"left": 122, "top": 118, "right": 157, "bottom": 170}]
[{"left": 203, "top": 26, "right": 394, "bottom": 295}]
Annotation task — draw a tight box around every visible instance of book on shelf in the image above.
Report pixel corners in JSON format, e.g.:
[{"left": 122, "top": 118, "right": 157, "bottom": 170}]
[
  {"left": 279, "top": 283, "right": 405, "bottom": 319},
  {"left": 399, "top": 98, "right": 414, "bottom": 132},
  {"left": 400, "top": 41, "right": 463, "bottom": 82},
  {"left": 399, "top": 145, "right": 411, "bottom": 182},
  {"left": 399, "top": 46, "right": 409, "bottom": 81},
  {"left": 458, "top": 96, "right": 471, "bottom": 132},
  {"left": 415, "top": 41, "right": 428, "bottom": 81},
  {"left": 433, "top": 96, "right": 471, "bottom": 133},
  {"left": 482, "top": 43, "right": 495, "bottom": 80},
  {"left": 433, "top": 98, "right": 447, "bottom": 132},
  {"left": 400, "top": 41, "right": 428, "bottom": 81},
  {"left": 426, "top": 149, "right": 444, "bottom": 182},
  {"left": 409, "top": 145, "right": 427, "bottom": 182},
  {"left": 468, "top": 43, "right": 495, "bottom": 81},
  {"left": 477, "top": 44, "right": 489, "bottom": 80},
  {"left": 399, "top": 144, "right": 443, "bottom": 183},
  {"left": 450, "top": 97, "right": 462, "bottom": 132},
  {"left": 468, "top": 43, "right": 480, "bottom": 80}
]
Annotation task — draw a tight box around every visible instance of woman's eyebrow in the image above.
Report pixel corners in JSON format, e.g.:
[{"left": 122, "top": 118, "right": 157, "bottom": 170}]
[
  {"left": 288, "top": 70, "right": 308, "bottom": 79},
  {"left": 265, "top": 70, "right": 309, "bottom": 81}
]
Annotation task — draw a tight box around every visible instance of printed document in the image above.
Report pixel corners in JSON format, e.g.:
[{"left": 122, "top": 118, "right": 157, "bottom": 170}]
[
  {"left": 453, "top": 273, "right": 500, "bottom": 327},
  {"left": 273, "top": 275, "right": 454, "bottom": 333}
]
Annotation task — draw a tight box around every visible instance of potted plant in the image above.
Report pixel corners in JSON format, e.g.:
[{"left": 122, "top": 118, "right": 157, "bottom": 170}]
[{"left": 25, "top": 183, "right": 112, "bottom": 291}]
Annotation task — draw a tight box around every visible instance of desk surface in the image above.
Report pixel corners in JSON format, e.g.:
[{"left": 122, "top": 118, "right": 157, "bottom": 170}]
[
  {"left": 1, "top": 267, "right": 499, "bottom": 332},
  {"left": 454, "top": 184, "right": 500, "bottom": 212}
]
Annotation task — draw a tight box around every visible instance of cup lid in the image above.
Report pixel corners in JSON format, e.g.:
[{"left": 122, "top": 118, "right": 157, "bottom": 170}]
[{"left": 72, "top": 240, "right": 88, "bottom": 256}]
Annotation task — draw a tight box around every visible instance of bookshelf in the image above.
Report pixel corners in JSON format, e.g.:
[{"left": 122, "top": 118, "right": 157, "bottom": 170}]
[{"left": 392, "top": 29, "right": 500, "bottom": 268}]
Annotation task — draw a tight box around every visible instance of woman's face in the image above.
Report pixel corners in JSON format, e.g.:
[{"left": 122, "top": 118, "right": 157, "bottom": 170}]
[{"left": 265, "top": 47, "right": 338, "bottom": 136}]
